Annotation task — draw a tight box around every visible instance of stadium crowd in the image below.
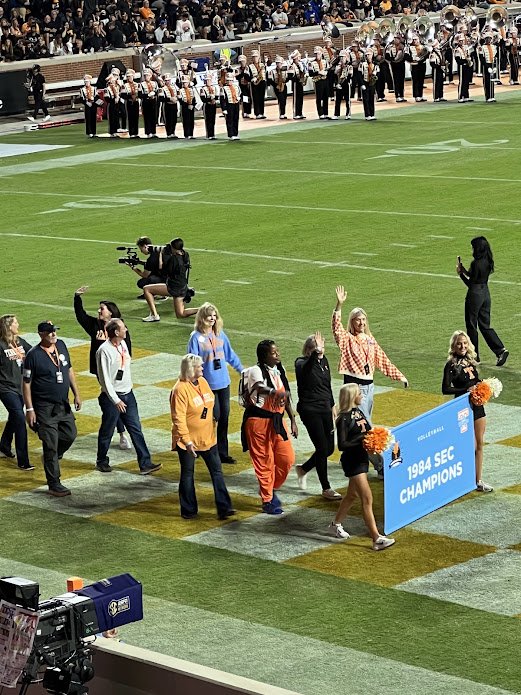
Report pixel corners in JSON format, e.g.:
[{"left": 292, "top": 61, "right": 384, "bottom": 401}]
[{"left": 0, "top": 0, "right": 453, "bottom": 61}]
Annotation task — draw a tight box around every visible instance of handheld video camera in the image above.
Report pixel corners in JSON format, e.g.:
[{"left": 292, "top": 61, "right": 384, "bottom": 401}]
[{"left": 117, "top": 246, "right": 142, "bottom": 268}]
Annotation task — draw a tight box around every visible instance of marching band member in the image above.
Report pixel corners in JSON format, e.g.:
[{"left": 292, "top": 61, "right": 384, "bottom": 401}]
[
  {"left": 217, "top": 56, "right": 232, "bottom": 87},
  {"left": 360, "top": 49, "right": 378, "bottom": 120},
  {"left": 178, "top": 74, "right": 196, "bottom": 139},
  {"left": 309, "top": 46, "right": 330, "bottom": 119},
  {"left": 479, "top": 33, "right": 497, "bottom": 103},
  {"left": 438, "top": 26, "right": 454, "bottom": 85},
  {"left": 140, "top": 67, "right": 158, "bottom": 138},
  {"left": 348, "top": 39, "right": 363, "bottom": 102},
  {"left": 332, "top": 50, "right": 352, "bottom": 120},
  {"left": 199, "top": 73, "right": 219, "bottom": 139},
  {"left": 236, "top": 55, "right": 252, "bottom": 118},
  {"left": 79, "top": 74, "right": 100, "bottom": 138},
  {"left": 385, "top": 35, "right": 407, "bottom": 102},
  {"left": 454, "top": 34, "right": 474, "bottom": 103},
  {"left": 110, "top": 67, "right": 127, "bottom": 133},
  {"left": 506, "top": 27, "right": 520, "bottom": 85},
  {"left": 104, "top": 74, "right": 121, "bottom": 138},
  {"left": 429, "top": 41, "right": 447, "bottom": 102},
  {"left": 406, "top": 34, "right": 428, "bottom": 102},
  {"left": 267, "top": 56, "right": 289, "bottom": 119},
  {"left": 287, "top": 50, "right": 307, "bottom": 120},
  {"left": 220, "top": 71, "right": 241, "bottom": 140},
  {"left": 160, "top": 73, "right": 179, "bottom": 139},
  {"left": 372, "top": 36, "right": 389, "bottom": 102},
  {"left": 249, "top": 49, "right": 267, "bottom": 119},
  {"left": 323, "top": 36, "right": 338, "bottom": 99},
  {"left": 121, "top": 69, "right": 140, "bottom": 138},
  {"left": 176, "top": 58, "right": 197, "bottom": 88}
]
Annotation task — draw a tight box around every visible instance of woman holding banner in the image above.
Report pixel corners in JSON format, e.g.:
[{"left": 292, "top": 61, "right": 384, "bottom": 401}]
[{"left": 442, "top": 331, "right": 493, "bottom": 493}]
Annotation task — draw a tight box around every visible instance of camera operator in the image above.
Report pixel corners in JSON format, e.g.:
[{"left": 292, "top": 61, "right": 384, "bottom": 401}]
[
  {"left": 128, "top": 236, "right": 169, "bottom": 301},
  {"left": 27, "top": 64, "right": 51, "bottom": 123},
  {"left": 142, "top": 238, "right": 199, "bottom": 323}
]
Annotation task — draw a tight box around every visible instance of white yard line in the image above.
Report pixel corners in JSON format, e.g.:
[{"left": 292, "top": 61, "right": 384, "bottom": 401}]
[
  {"left": 223, "top": 280, "right": 252, "bottom": 285},
  {"left": 428, "top": 235, "right": 454, "bottom": 239},
  {"left": 1, "top": 233, "right": 520, "bottom": 286},
  {"left": 268, "top": 270, "right": 294, "bottom": 275},
  {"left": 391, "top": 243, "right": 417, "bottom": 248}
]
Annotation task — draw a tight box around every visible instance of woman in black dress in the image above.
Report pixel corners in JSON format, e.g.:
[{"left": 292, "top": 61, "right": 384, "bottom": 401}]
[
  {"left": 328, "top": 383, "right": 395, "bottom": 551},
  {"left": 295, "top": 331, "right": 340, "bottom": 500},
  {"left": 457, "top": 236, "right": 508, "bottom": 366},
  {"left": 442, "top": 330, "right": 493, "bottom": 492}
]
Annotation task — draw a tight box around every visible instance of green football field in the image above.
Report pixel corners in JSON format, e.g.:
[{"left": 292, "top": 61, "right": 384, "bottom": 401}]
[{"left": 1, "top": 93, "right": 521, "bottom": 694}]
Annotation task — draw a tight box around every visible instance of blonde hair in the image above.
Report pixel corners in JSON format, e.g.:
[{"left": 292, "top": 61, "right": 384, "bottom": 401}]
[
  {"left": 448, "top": 330, "right": 478, "bottom": 364},
  {"left": 194, "top": 303, "right": 223, "bottom": 335},
  {"left": 0, "top": 315, "right": 17, "bottom": 344},
  {"left": 347, "top": 307, "right": 372, "bottom": 336},
  {"left": 179, "top": 353, "right": 203, "bottom": 381},
  {"left": 302, "top": 335, "right": 317, "bottom": 357},
  {"left": 337, "top": 384, "right": 360, "bottom": 416}
]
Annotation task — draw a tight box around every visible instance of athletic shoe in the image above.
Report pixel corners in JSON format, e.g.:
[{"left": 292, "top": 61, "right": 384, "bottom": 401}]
[
  {"left": 48, "top": 483, "right": 71, "bottom": 497},
  {"left": 322, "top": 488, "right": 342, "bottom": 500},
  {"left": 328, "top": 522, "right": 350, "bottom": 539},
  {"left": 271, "top": 492, "right": 283, "bottom": 510},
  {"left": 18, "top": 464, "right": 35, "bottom": 471},
  {"left": 496, "top": 350, "right": 509, "bottom": 367},
  {"left": 262, "top": 500, "right": 284, "bottom": 515},
  {"left": 0, "top": 446, "right": 15, "bottom": 458},
  {"left": 476, "top": 480, "right": 494, "bottom": 492},
  {"left": 43, "top": 115, "right": 51, "bottom": 122},
  {"left": 218, "top": 509, "right": 236, "bottom": 520},
  {"left": 142, "top": 314, "right": 160, "bottom": 322},
  {"left": 330, "top": 115, "right": 339, "bottom": 120},
  {"left": 220, "top": 455, "right": 237, "bottom": 464},
  {"left": 96, "top": 462, "right": 113, "bottom": 473},
  {"left": 295, "top": 464, "right": 308, "bottom": 490},
  {"left": 139, "top": 463, "right": 162, "bottom": 475},
  {"left": 156, "top": 296, "right": 169, "bottom": 301},
  {"left": 345, "top": 115, "right": 351, "bottom": 120},
  {"left": 119, "top": 433, "right": 132, "bottom": 450},
  {"left": 136, "top": 294, "right": 146, "bottom": 300},
  {"left": 27, "top": 116, "right": 35, "bottom": 122},
  {"left": 373, "top": 535, "right": 395, "bottom": 551},
  {"left": 279, "top": 115, "right": 288, "bottom": 119},
  {"left": 182, "top": 512, "right": 198, "bottom": 519}
]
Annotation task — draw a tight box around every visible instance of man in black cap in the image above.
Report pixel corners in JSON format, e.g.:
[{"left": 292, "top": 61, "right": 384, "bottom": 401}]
[
  {"left": 22, "top": 322, "right": 82, "bottom": 497},
  {"left": 27, "top": 65, "right": 51, "bottom": 123}
]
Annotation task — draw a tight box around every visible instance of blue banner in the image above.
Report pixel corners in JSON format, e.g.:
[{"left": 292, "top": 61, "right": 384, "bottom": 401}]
[{"left": 383, "top": 394, "right": 475, "bottom": 535}]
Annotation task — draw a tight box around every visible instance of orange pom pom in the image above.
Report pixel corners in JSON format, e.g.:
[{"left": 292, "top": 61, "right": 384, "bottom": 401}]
[
  {"left": 469, "top": 381, "right": 493, "bottom": 406},
  {"left": 363, "top": 426, "right": 393, "bottom": 455}
]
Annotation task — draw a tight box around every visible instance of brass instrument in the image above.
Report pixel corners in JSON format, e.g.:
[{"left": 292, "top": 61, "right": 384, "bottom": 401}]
[
  {"left": 414, "top": 16, "right": 434, "bottom": 42},
  {"left": 486, "top": 6, "right": 508, "bottom": 29},
  {"left": 251, "top": 62, "right": 266, "bottom": 85},
  {"left": 377, "top": 17, "right": 396, "bottom": 45},
  {"left": 464, "top": 7, "right": 478, "bottom": 28},
  {"left": 396, "top": 14, "right": 414, "bottom": 39},
  {"left": 355, "top": 24, "right": 375, "bottom": 47},
  {"left": 440, "top": 5, "right": 461, "bottom": 27}
]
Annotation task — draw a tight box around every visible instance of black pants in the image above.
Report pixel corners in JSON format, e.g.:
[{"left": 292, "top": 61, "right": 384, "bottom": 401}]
[
  {"left": 411, "top": 62, "right": 426, "bottom": 98},
  {"left": 225, "top": 103, "right": 240, "bottom": 137},
  {"left": 299, "top": 409, "right": 334, "bottom": 490},
  {"left": 334, "top": 81, "right": 351, "bottom": 117},
  {"left": 212, "top": 386, "right": 231, "bottom": 459},
  {"left": 390, "top": 62, "right": 405, "bottom": 98},
  {"left": 444, "top": 48, "right": 454, "bottom": 82},
  {"left": 465, "top": 284, "right": 505, "bottom": 360},
  {"left": 116, "top": 100, "right": 126, "bottom": 130},
  {"left": 274, "top": 88, "right": 287, "bottom": 117},
  {"left": 292, "top": 81, "right": 304, "bottom": 117},
  {"left": 33, "top": 90, "right": 48, "bottom": 118},
  {"left": 482, "top": 64, "right": 495, "bottom": 100},
  {"left": 126, "top": 100, "right": 140, "bottom": 137},
  {"left": 509, "top": 53, "right": 519, "bottom": 83},
  {"left": 84, "top": 104, "right": 97, "bottom": 135},
  {"left": 314, "top": 79, "right": 328, "bottom": 117},
  {"left": 432, "top": 66, "right": 444, "bottom": 100},
  {"left": 362, "top": 82, "right": 375, "bottom": 117},
  {"left": 457, "top": 62, "right": 472, "bottom": 100},
  {"left": 203, "top": 103, "right": 217, "bottom": 137},
  {"left": 350, "top": 70, "right": 362, "bottom": 100},
  {"left": 375, "top": 67, "right": 387, "bottom": 100},
  {"left": 0, "top": 391, "right": 30, "bottom": 468},
  {"left": 142, "top": 99, "right": 156, "bottom": 135},
  {"left": 107, "top": 101, "right": 120, "bottom": 135},
  {"left": 251, "top": 81, "right": 266, "bottom": 116},
  {"left": 35, "top": 401, "right": 76, "bottom": 487},
  {"left": 239, "top": 83, "right": 251, "bottom": 116},
  {"left": 181, "top": 102, "right": 195, "bottom": 137},
  {"left": 164, "top": 102, "right": 178, "bottom": 137},
  {"left": 327, "top": 70, "right": 336, "bottom": 98}
]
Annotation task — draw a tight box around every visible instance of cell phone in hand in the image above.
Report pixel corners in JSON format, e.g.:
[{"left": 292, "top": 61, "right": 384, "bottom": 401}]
[{"left": 457, "top": 256, "right": 461, "bottom": 265}]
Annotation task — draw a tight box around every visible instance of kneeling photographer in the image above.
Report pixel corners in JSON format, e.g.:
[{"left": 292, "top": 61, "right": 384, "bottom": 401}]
[
  {"left": 142, "top": 238, "right": 199, "bottom": 323},
  {"left": 124, "top": 236, "right": 169, "bottom": 301}
]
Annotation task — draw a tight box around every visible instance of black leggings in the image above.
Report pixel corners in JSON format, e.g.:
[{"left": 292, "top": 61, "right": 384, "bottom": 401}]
[
  {"left": 299, "top": 409, "right": 334, "bottom": 490},
  {"left": 464, "top": 284, "right": 504, "bottom": 360}
]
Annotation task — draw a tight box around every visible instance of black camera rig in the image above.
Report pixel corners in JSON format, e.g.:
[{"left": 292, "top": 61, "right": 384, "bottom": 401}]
[{"left": 116, "top": 246, "right": 142, "bottom": 268}]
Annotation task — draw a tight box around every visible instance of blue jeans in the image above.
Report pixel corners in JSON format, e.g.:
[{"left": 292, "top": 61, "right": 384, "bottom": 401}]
[
  {"left": 97, "top": 391, "right": 151, "bottom": 470},
  {"left": 212, "top": 386, "right": 231, "bottom": 459},
  {"left": 176, "top": 444, "right": 232, "bottom": 517},
  {"left": 0, "top": 391, "right": 30, "bottom": 467},
  {"left": 343, "top": 378, "right": 374, "bottom": 423}
]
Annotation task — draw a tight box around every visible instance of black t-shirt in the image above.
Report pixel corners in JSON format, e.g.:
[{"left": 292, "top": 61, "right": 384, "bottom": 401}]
[
  {"left": 32, "top": 72, "right": 46, "bottom": 94},
  {"left": 23, "top": 340, "right": 73, "bottom": 406},
  {"left": 144, "top": 250, "right": 163, "bottom": 278},
  {"left": 337, "top": 407, "right": 370, "bottom": 465},
  {"left": 164, "top": 251, "right": 189, "bottom": 291},
  {"left": 295, "top": 352, "right": 334, "bottom": 413},
  {"left": 0, "top": 337, "right": 32, "bottom": 395}
]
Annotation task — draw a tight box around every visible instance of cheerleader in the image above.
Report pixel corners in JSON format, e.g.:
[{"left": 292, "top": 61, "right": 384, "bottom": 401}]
[
  {"left": 160, "top": 73, "right": 179, "bottom": 139},
  {"left": 199, "top": 73, "right": 219, "bottom": 139},
  {"left": 442, "top": 331, "right": 493, "bottom": 492},
  {"left": 328, "top": 384, "right": 395, "bottom": 550},
  {"left": 79, "top": 74, "right": 99, "bottom": 138},
  {"left": 121, "top": 69, "right": 140, "bottom": 138}
]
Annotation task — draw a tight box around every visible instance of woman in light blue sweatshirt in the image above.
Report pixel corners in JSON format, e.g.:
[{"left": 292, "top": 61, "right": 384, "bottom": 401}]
[{"left": 187, "top": 303, "right": 243, "bottom": 464}]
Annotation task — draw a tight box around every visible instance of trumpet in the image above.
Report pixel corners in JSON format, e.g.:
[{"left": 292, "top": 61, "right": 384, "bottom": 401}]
[{"left": 440, "top": 5, "right": 461, "bottom": 27}]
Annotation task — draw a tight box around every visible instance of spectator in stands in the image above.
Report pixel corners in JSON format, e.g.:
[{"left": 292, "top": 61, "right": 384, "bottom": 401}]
[
  {"left": 1, "top": 26, "right": 14, "bottom": 61},
  {"left": 176, "top": 11, "right": 195, "bottom": 41},
  {"left": 139, "top": 0, "right": 155, "bottom": 20},
  {"left": 84, "top": 21, "right": 107, "bottom": 51},
  {"left": 107, "top": 20, "right": 126, "bottom": 46},
  {"left": 271, "top": 4, "right": 288, "bottom": 28},
  {"left": 49, "top": 32, "right": 66, "bottom": 54}
]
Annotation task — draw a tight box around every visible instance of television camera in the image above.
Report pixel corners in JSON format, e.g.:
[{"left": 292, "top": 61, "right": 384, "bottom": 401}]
[
  {"left": 0, "top": 574, "right": 143, "bottom": 695},
  {"left": 116, "top": 246, "right": 143, "bottom": 268}
]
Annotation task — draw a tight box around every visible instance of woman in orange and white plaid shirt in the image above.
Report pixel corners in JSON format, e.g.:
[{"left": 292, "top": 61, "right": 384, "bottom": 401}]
[{"left": 332, "top": 285, "right": 408, "bottom": 426}]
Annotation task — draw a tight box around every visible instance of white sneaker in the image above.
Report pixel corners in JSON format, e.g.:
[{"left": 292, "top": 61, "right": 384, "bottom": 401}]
[
  {"left": 43, "top": 115, "right": 51, "bottom": 122},
  {"left": 330, "top": 115, "right": 339, "bottom": 120},
  {"left": 328, "top": 522, "right": 350, "bottom": 539},
  {"left": 345, "top": 115, "right": 351, "bottom": 120},
  {"left": 27, "top": 116, "right": 35, "bottom": 122},
  {"left": 322, "top": 488, "right": 342, "bottom": 500},
  {"left": 142, "top": 314, "right": 160, "bottom": 322},
  {"left": 295, "top": 464, "right": 307, "bottom": 490},
  {"left": 373, "top": 535, "right": 395, "bottom": 551},
  {"left": 119, "top": 433, "right": 132, "bottom": 450},
  {"left": 476, "top": 480, "right": 494, "bottom": 492}
]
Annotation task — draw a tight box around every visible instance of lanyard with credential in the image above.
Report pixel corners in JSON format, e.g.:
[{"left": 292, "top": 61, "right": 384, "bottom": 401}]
[
  {"left": 357, "top": 335, "right": 371, "bottom": 374},
  {"left": 113, "top": 342, "right": 126, "bottom": 381},
  {"left": 189, "top": 380, "right": 209, "bottom": 420},
  {"left": 44, "top": 346, "right": 63, "bottom": 383}
]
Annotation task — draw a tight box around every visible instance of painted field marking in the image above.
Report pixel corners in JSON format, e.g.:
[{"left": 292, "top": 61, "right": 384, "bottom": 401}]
[
  {"left": 368, "top": 138, "right": 510, "bottom": 160},
  {"left": 1, "top": 234, "right": 520, "bottom": 286},
  {"left": 223, "top": 280, "right": 252, "bottom": 285},
  {"left": 112, "top": 162, "right": 521, "bottom": 185},
  {"left": 130, "top": 189, "right": 201, "bottom": 197},
  {"left": 467, "top": 227, "right": 492, "bottom": 231},
  {"left": 428, "top": 235, "right": 454, "bottom": 240},
  {"left": 391, "top": 243, "right": 417, "bottom": 248},
  {"left": 350, "top": 252, "right": 378, "bottom": 257},
  {"left": 0, "top": 298, "right": 75, "bottom": 312},
  {"left": 268, "top": 270, "right": 294, "bottom": 275}
]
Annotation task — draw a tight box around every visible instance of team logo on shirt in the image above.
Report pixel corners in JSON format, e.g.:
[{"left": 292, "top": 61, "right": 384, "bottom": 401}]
[{"left": 59, "top": 354, "right": 68, "bottom": 366}]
